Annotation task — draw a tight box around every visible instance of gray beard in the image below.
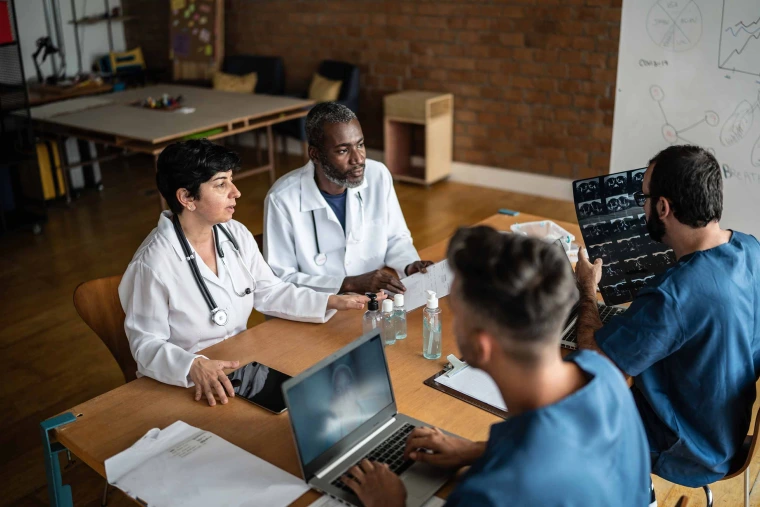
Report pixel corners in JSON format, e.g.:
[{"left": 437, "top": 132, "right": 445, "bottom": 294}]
[{"left": 318, "top": 152, "right": 364, "bottom": 189}]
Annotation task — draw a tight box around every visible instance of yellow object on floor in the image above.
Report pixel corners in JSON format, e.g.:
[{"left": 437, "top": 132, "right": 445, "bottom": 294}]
[{"left": 35, "top": 141, "right": 65, "bottom": 200}]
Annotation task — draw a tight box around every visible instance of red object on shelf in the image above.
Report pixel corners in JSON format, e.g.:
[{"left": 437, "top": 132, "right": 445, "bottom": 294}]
[{"left": 0, "top": 1, "right": 13, "bottom": 45}]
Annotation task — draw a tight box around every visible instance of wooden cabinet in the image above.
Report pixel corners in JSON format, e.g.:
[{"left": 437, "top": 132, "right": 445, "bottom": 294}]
[{"left": 383, "top": 91, "right": 453, "bottom": 186}]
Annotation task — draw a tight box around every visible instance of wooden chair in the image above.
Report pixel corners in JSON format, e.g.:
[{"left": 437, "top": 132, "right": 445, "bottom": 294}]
[
  {"left": 253, "top": 233, "right": 264, "bottom": 252},
  {"left": 694, "top": 403, "right": 760, "bottom": 507},
  {"left": 73, "top": 275, "right": 136, "bottom": 505},
  {"left": 73, "top": 275, "right": 137, "bottom": 383}
]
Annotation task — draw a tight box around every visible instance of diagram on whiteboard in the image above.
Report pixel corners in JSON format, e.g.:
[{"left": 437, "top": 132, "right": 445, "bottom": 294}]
[
  {"left": 720, "top": 90, "right": 760, "bottom": 147},
  {"left": 650, "top": 85, "right": 719, "bottom": 145},
  {"left": 719, "top": 0, "right": 760, "bottom": 77},
  {"left": 647, "top": 0, "right": 702, "bottom": 52}
]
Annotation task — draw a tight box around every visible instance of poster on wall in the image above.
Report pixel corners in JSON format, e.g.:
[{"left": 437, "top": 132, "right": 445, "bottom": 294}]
[
  {"left": 573, "top": 168, "right": 677, "bottom": 306},
  {"left": 170, "top": 0, "right": 216, "bottom": 62}
]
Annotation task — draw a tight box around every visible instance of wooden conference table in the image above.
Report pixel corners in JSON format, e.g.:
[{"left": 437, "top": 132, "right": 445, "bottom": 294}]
[
  {"left": 51, "top": 213, "right": 583, "bottom": 505},
  {"left": 27, "top": 85, "right": 313, "bottom": 206}
]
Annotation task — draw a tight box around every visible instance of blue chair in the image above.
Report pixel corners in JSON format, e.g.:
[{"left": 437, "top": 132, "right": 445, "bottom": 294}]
[{"left": 274, "top": 60, "right": 360, "bottom": 162}]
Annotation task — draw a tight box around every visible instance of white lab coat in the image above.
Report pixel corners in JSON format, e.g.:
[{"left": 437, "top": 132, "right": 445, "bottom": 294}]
[
  {"left": 263, "top": 159, "right": 420, "bottom": 293},
  {"left": 118, "top": 212, "right": 335, "bottom": 387}
]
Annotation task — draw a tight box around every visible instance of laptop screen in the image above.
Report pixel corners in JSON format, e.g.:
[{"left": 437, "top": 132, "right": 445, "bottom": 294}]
[{"left": 285, "top": 333, "right": 394, "bottom": 468}]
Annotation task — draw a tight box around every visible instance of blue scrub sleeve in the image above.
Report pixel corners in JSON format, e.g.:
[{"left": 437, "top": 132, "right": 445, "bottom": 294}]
[{"left": 596, "top": 287, "right": 685, "bottom": 377}]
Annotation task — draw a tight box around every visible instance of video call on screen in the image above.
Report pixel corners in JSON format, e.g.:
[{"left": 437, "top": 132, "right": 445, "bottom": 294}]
[{"left": 287, "top": 335, "right": 394, "bottom": 465}]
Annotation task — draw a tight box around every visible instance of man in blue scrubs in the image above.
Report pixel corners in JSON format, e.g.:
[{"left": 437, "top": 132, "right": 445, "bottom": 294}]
[
  {"left": 342, "top": 228, "right": 651, "bottom": 506},
  {"left": 576, "top": 145, "right": 760, "bottom": 488}
]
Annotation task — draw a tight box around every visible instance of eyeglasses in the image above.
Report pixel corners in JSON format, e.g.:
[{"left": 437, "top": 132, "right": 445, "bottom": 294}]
[{"left": 633, "top": 191, "right": 650, "bottom": 207}]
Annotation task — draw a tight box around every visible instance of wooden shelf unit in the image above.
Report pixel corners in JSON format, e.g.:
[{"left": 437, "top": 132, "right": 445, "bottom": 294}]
[{"left": 383, "top": 91, "right": 453, "bottom": 186}]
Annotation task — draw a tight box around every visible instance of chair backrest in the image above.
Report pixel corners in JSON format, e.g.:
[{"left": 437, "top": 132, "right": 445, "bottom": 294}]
[
  {"left": 223, "top": 55, "right": 285, "bottom": 95},
  {"left": 73, "top": 276, "right": 137, "bottom": 383},
  {"left": 317, "top": 60, "right": 360, "bottom": 112},
  {"left": 253, "top": 233, "right": 264, "bottom": 252},
  {"left": 723, "top": 401, "right": 760, "bottom": 480}
]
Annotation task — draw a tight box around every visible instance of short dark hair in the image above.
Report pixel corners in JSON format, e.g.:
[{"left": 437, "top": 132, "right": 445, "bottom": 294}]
[
  {"left": 305, "top": 102, "right": 357, "bottom": 150},
  {"left": 447, "top": 226, "right": 578, "bottom": 354},
  {"left": 156, "top": 139, "right": 240, "bottom": 214},
  {"left": 648, "top": 145, "right": 722, "bottom": 228}
]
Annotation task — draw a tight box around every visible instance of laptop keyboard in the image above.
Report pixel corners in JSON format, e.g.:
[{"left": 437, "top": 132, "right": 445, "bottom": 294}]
[
  {"left": 561, "top": 304, "right": 626, "bottom": 350},
  {"left": 331, "top": 423, "right": 417, "bottom": 493}
]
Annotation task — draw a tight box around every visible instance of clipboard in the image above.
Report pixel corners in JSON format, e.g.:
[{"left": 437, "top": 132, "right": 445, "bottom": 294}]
[{"left": 423, "top": 355, "right": 509, "bottom": 419}]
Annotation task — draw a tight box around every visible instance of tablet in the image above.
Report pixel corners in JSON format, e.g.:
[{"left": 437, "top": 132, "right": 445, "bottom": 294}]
[{"left": 227, "top": 361, "right": 291, "bottom": 414}]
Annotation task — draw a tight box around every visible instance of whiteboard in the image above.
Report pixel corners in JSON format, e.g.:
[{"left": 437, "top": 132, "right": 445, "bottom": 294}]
[{"left": 611, "top": 0, "right": 760, "bottom": 237}]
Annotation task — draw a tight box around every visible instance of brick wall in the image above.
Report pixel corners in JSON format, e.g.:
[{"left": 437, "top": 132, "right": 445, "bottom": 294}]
[
  {"left": 125, "top": 0, "right": 622, "bottom": 180},
  {"left": 122, "top": 0, "right": 170, "bottom": 74}
]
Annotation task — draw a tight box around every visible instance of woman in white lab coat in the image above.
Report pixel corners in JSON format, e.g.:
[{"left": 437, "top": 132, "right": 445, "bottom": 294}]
[{"left": 118, "top": 140, "right": 367, "bottom": 406}]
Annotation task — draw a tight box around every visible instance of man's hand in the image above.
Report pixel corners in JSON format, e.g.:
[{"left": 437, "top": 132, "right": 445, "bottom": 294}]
[
  {"left": 575, "top": 247, "right": 603, "bottom": 295},
  {"left": 403, "top": 427, "right": 485, "bottom": 469},
  {"left": 340, "top": 270, "right": 406, "bottom": 294},
  {"left": 342, "top": 460, "right": 406, "bottom": 507},
  {"left": 327, "top": 294, "right": 369, "bottom": 311},
  {"left": 189, "top": 358, "right": 240, "bottom": 406},
  {"left": 405, "top": 260, "right": 434, "bottom": 276}
]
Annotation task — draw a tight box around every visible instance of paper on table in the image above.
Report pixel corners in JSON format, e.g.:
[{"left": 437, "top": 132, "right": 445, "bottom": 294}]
[
  {"left": 308, "top": 493, "right": 445, "bottom": 507},
  {"left": 434, "top": 366, "right": 507, "bottom": 412},
  {"left": 398, "top": 260, "right": 455, "bottom": 311},
  {"left": 105, "top": 420, "right": 309, "bottom": 507}
]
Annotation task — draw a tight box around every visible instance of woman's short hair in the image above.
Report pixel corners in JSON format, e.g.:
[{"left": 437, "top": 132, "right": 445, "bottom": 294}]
[{"left": 156, "top": 139, "right": 241, "bottom": 214}]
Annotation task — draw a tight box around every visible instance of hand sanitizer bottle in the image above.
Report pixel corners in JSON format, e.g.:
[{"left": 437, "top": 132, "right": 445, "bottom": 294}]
[
  {"left": 381, "top": 299, "right": 396, "bottom": 346},
  {"left": 362, "top": 293, "right": 382, "bottom": 335},
  {"left": 423, "top": 291, "right": 442, "bottom": 359},
  {"left": 393, "top": 294, "right": 407, "bottom": 340}
]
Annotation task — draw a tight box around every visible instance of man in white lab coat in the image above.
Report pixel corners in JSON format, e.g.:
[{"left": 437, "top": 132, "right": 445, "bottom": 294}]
[{"left": 264, "top": 102, "right": 432, "bottom": 294}]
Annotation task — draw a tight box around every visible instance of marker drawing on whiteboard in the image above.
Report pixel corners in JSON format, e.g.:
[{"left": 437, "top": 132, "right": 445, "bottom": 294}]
[
  {"left": 650, "top": 85, "right": 719, "bottom": 146},
  {"left": 646, "top": 0, "right": 702, "bottom": 53}
]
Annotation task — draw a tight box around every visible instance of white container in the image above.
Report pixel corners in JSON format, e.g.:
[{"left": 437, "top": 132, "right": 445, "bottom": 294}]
[{"left": 509, "top": 220, "right": 579, "bottom": 262}]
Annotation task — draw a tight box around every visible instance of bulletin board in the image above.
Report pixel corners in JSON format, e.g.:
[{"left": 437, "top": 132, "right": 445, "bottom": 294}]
[{"left": 170, "top": 0, "right": 223, "bottom": 81}]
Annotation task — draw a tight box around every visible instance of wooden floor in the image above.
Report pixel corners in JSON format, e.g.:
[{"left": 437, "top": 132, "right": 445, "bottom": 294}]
[{"left": 0, "top": 150, "right": 755, "bottom": 506}]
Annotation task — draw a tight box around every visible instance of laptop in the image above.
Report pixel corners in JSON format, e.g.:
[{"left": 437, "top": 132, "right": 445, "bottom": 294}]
[
  {"left": 551, "top": 239, "right": 627, "bottom": 350},
  {"left": 282, "top": 331, "right": 456, "bottom": 507}
]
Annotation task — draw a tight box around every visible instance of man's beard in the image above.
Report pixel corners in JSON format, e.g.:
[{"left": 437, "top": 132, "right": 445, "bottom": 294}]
[
  {"left": 317, "top": 151, "right": 364, "bottom": 189},
  {"left": 646, "top": 209, "right": 667, "bottom": 242}
]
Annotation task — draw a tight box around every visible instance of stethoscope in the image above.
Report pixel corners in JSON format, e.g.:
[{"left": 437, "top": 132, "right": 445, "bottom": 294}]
[
  {"left": 172, "top": 214, "right": 255, "bottom": 327},
  {"left": 311, "top": 191, "right": 364, "bottom": 266}
]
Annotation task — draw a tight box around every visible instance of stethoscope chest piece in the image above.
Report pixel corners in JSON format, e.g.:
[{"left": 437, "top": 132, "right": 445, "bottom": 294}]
[
  {"left": 314, "top": 252, "right": 327, "bottom": 266},
  {"left": 212, "top": 309, "right": 228, "bottom": 326}
]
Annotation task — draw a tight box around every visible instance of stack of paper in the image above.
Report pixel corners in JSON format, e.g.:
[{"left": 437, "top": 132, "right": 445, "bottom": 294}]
[
  {"left": 105, "top": 421, "right": 309, "bottom": 507},
  {"left": 435, "top": 366, "right": 507, "bottom": 412}
]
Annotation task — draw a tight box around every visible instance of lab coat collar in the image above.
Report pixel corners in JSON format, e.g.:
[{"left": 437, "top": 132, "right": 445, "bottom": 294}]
[
  {"left": 158, "top": 211, "right": 187, "bottom": 262},
  {"left": 299, "top": 160, "right": 369, "bottom": 213},
  {"left": 157, "top": 211, "right": 235, "bottom": 264}
]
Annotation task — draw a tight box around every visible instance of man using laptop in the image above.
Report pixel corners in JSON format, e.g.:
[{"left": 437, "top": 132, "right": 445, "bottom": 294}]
[
  {"left": 576, "top": 145, "right": 760, "bottom": 488},
  {"left": 264, "top": 102, "right": 432, "bottom": 295},
  {"left": 342, "top": 227, "right": 651, "bottom": 506}
]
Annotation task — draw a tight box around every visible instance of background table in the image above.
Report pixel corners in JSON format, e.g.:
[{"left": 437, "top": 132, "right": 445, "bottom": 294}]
[{"left": 27, "top": 85, "right": 314, "bottom": 206}]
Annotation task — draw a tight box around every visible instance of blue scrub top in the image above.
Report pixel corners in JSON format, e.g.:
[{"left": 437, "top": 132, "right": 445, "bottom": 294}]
[
  {"left": 320, "top": 188, "right": 347, "bottom": 232},
  {"left": 597, "top": 231, "right": 760, "bottom": 487},
  {"left": 445, "top": 350, "right": 651, "bottom": 507}
]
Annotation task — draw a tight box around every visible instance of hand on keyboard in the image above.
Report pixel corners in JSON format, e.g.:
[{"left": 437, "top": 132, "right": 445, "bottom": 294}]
[
  {"left": 342, "top": 459, "right": 407, "bottom": 507},
  {"left": 403, "top": 427, "right": 486, "bottom": 469}
]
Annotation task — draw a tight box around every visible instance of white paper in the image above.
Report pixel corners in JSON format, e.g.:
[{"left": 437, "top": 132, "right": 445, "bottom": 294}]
[
  {"left": 105, "top": 421, "right": 309, "bottom": 507},
  {"left": 398, "top": 260, "right": 455, "bottom": 312},
  {"left": 434, "top": 367, "right": 507, "bottom": 412},
  {"left": 308, "top": 493, "right": 445, "bottom": 507}
]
